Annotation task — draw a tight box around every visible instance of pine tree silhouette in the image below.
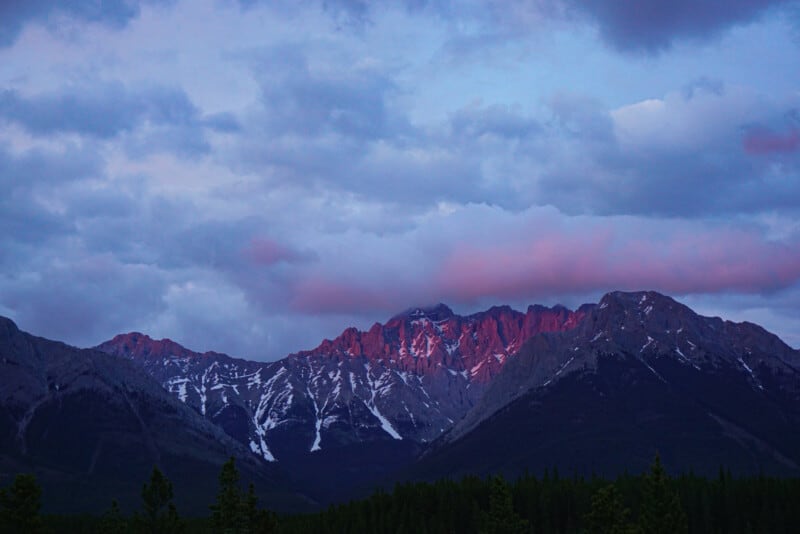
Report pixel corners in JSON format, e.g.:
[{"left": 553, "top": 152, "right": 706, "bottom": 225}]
[
  {"left": 638, "top": 453, "right": 688, "bottom": 534},
  {"left": 585, "top": 483, "right": 636, "bottom": 534},
  {"left": 0, "top": 473, "right": 44, "bottom": 534},
  {"left": 98, "top": 499, "right": 128, "bottom": 533},
  {"left": 479, "top": 475, "right": 529, "bottom": 534},
  {"left": 211, "top": 457, "right": 278, "bottom": 533},
  {"left": 136, "top": 467, "right": 182, "bottom": 534}
]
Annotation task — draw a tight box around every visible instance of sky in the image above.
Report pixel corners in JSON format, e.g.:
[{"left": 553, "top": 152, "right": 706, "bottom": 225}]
[{"left": 1, "top": 0, "right": 799, "bottom": 360}]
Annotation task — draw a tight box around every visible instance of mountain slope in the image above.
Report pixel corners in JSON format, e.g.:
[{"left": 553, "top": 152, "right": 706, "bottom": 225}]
[
  {"left": 96, "top": 303, "right": 589, "bottom": 463},
  {"left": 416, "top": 291, "right": 800, "bottom": 479},
  {"left": 0, "top": 317, "right": 306, "bottom": 515}
]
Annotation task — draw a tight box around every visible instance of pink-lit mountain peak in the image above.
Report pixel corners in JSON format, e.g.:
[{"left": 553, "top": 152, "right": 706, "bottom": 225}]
[
  {"left": 298, "top": 301, "right": 591, "bottom": 383},
  {"left": 100, "top": 331, "right": 222, "bottom": 362}
]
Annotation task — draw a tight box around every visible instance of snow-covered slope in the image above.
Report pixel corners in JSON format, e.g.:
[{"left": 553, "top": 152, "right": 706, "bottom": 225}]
[{"left": 96, "top": 303, "right": 589, "bottom": 461}]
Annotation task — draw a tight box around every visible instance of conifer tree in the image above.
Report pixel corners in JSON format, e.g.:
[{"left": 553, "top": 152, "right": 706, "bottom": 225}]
[
  {"left": 0, "top": 473, "right": 44, "bottom": 534},
  {"left": 638, "top": 453, "right": 687, "bottom": 534},
  {"left": 136, "top": 466, "right": 182, "bottom": 534},
  {"left": 98, "top": 499, "right": 128, "bottom": 534},
  {"left": 211, "top": 457, "right": 279, "bottom": 533},
  {"left": 585, "top": 484, "right": 636, "bottom": 534},
  {"left": 211, "top": 457, "right": 246, "bottom": 532},
  {"left": 479, "top": 475, "right": 529, "bottom": 534}
]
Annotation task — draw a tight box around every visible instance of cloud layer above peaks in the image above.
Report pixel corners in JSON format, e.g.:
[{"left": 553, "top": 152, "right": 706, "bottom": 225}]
[{"left": 1, "top": 0, "right": 799, "bottom": 358}]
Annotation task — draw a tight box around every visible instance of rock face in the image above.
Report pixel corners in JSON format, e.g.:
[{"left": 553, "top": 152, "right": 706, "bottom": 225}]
[
  {"left": 96, "top": 303, "right": 589, "bottom": 462},
  {"left": 417, "top": 291, "right": 800, "bottom": 479},
  {"left": 0, "top": 317, "right": 302, "bottom": 515}
]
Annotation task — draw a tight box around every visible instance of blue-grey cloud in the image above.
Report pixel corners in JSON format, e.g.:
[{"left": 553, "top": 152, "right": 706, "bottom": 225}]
[
  {"left": 0, "top": 143, "right": 99, "bottom": 270},
  {"left": 0, "top": 0, "right": 173, "bottom": 48},
  {"left": 533, "top": 88, "right": 800, "bottom": 217},
  {"left": 0, "top": 253, "right": 169, "bottom": 345},
  {"left": 0, "top": 83, "right": 198, "bottom": 138},
  {"left": 201, "top": 112, "right": 241, "bottom": 133},
  {"left": 563, "top": 0, "right": 795, "bottom": 52},
  {"left": 449, "top": 103, "right": 540, "bottom": 140},
  {"left": 0, "top": 82, "right": 236, "bottom": 158},
  {"left": 252, "top": 46, "right": 406, "bottom": 140},
  {"left": 682, "top": 77, "right": 725, "bottom": 100}
]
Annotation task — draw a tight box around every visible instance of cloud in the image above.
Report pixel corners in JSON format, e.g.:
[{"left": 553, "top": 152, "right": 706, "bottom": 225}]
[
  {"left": 284, "top": 1, "right": 797, "bottom": 55},
  {"left": 0, "top": 253, "right": 169, "bottom": 345},
  {"left": 449, "top": 103, "right": 540, "bottom": 140},
  {"left": 0, "top": 0, "right": 171, "bottom": 48},
  {"left": 1, "top": 0, "right": 799, "bottom": 359},
  {"left": 562, "top": 0, "right": 794, "bottom": 53},
  {"left": 279, "top": 205, "right": 800, "bottom": 315},
  {"left": 744, "top": 127, "right": 800, "bottom": 154},
  {"left": 0, "top": 142, "right": 100, "bottom": 252},
  {"left": 251, "top": 46, "right": 406, "bottom": 140},
  {"left": 435, "top": 227, "right": 800, "bottom": 301},
  {"left": 535, "top": 85, "right": 800, "bottom": 217},
  {"left": 0, "top": 82, "right": 241, "bottom": 159},
  {"left": 0, "top": 83, "right": 199, "bottom": 138},
  {"left": 231, "top": 75, "right": 800, "bottom": 219},
  {"left": 242, "top": 237, "right": 314, "bottom": 266}
]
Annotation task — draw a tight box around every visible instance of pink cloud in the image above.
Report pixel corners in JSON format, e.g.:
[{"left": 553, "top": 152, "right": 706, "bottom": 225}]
[
  {"left": 743, "top": 128, "right": 800, "bottom": 154},
  {"left": 435, "top": 229, "right": 800, "bottom": 303},
  {"left": 286, "top": 223, "right": 800, "bottom": 315}
]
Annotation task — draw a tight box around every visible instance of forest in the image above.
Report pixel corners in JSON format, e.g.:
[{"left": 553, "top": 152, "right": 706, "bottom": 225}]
[{"left": 2, "top": 455, "right": 799, "bottom": 533}]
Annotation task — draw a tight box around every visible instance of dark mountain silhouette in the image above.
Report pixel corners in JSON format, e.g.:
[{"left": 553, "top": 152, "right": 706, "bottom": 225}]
[
  {"left": 414, "top": 291, "right": 800, "bottom": 480},
  {"left": 0, "top": 317, "right": 309, "bottom": 515}
]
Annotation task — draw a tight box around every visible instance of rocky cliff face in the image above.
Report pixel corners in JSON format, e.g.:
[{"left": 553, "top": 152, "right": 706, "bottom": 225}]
[{"left": 97, "top": 303, "right": 589, "bottom": 462}]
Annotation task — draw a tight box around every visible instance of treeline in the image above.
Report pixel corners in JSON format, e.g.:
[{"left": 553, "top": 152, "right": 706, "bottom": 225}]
[
  {"left": 2, "top": 454, "right": 800, "bottom": 533},
  {"left": 281, "top": 456, "right": 800, "bottom": 534},
  {"left": 0, "top": 458, "right": 277, "bottom": 534}
]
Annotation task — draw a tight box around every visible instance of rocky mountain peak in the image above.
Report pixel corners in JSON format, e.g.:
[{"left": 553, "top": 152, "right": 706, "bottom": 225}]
[{"left": 98, "top": 332, "right": 214, "bottom": 362}]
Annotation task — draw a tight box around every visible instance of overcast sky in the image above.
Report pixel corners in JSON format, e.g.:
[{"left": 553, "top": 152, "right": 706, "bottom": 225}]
[{"left": 1, "top": 0, "right": 799, "bottom": 360}]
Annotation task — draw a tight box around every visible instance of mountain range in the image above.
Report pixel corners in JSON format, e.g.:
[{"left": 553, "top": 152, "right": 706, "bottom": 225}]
[
  {"left": 2, "top": 290, "right": 799, "bottom": 512},
  {"left": 96, "top": 302, "right": 589, "bottom": 462}
]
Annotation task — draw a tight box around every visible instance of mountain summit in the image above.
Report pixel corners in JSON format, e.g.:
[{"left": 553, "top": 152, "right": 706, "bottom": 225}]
[{"left": 418, "top": 290, "right": 800, "bottom": 480}]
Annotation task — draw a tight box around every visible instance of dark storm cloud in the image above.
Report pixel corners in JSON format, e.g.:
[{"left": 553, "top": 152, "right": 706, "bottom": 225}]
[
  {"left": 563, "top": 0, "right": 794, "bottom": 52},
  {"left": 0, "top": 0, "right": 172, "bottom": 47}
]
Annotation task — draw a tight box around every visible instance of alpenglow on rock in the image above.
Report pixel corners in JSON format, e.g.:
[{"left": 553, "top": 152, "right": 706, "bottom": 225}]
[{"left": 96, "top": 303, "right": 590, "bottom": 461}]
